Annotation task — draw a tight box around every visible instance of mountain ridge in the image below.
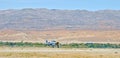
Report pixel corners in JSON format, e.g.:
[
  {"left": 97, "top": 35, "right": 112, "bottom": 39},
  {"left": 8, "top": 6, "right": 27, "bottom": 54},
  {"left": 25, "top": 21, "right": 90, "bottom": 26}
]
[{"left": 0, "top": 8, "right": 120, "bottom": 30}]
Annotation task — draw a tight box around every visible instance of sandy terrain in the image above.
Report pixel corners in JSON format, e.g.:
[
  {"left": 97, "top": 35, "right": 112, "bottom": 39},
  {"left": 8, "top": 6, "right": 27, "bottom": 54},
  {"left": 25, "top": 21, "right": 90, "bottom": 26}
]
[
  {"left": 0, "top": 30, "right": 120, "bottom": 43},
  {"left": 0, "top": 47, "right": 119, "bottom": 58}
]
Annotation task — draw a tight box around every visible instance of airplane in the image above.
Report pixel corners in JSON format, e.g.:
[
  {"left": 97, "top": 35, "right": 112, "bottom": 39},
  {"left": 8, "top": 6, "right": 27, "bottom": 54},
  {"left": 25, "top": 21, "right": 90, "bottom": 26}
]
[{"left": 45, "top": 40, "right": 60, "bottom": 48}]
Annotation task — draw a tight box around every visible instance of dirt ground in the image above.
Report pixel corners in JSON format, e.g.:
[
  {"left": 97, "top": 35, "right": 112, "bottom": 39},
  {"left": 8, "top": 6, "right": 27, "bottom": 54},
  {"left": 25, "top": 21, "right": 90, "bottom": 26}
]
[
  {"left": 0, "top": 47, "right": 119, "bottom": 58},
  {"left": 0, "top": 30, "right": 120, "bottom": 43}
]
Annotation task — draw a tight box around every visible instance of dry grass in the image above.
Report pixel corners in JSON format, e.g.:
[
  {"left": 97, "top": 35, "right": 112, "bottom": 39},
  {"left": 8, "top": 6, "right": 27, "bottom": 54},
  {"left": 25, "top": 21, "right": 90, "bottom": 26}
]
[
  {"left": 0, "top": 47, "right": 119, "bottom": 58},
  {"left": 0, "top": 52, "right": 119, "bottom": 58}
]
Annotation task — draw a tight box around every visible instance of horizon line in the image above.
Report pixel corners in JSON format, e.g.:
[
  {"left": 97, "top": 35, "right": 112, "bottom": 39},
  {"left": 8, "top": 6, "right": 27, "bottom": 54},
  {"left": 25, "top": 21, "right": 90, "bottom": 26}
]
[{"left": 0, "top": 8, "right": 120, "bottom": 11}]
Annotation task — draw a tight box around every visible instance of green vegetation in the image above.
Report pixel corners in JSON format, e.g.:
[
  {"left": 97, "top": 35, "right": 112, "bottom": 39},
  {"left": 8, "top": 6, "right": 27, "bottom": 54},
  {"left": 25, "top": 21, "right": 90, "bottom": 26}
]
[
  {"left": 0, "top": 41, "right": 45, "bottom": 47},
  {"left": 62, "top": 43, "right": 120, "bottom": 48},
  {"left": 0, "top": 41, "right": 119, "bottom": 48}
]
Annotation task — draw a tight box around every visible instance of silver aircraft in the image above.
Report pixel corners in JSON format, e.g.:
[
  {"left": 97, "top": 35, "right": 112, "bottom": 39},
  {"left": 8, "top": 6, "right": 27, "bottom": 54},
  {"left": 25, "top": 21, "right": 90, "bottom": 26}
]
[{"left": 45, "top": 40, "right": 60, "bottom": 48}]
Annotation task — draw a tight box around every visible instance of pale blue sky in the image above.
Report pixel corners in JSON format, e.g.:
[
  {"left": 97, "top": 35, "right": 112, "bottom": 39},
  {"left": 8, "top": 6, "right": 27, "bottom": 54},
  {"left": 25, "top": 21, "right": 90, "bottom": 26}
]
[{"left": 0, "top": 0, "right": 120, "bottom": 10}]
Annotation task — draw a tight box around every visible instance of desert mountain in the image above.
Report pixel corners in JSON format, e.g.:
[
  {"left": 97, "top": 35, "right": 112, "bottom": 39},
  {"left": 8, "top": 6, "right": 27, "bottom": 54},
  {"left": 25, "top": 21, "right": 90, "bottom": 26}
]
[{"left": 0, "top": 8, "right": 120, "bottom": 30}]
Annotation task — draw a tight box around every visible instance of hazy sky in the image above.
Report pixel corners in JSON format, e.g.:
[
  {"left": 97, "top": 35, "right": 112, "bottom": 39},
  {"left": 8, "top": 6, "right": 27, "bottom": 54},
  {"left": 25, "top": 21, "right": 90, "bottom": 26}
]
[{"left": 0, "top": 0, "right": 120, "bottom": 10}]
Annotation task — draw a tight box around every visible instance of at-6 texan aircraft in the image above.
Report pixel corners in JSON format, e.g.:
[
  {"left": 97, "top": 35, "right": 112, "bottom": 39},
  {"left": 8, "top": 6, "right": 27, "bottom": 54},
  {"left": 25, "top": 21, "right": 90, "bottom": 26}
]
[{"left": 45, "top": 40, "right": 60, "bottom": 48}]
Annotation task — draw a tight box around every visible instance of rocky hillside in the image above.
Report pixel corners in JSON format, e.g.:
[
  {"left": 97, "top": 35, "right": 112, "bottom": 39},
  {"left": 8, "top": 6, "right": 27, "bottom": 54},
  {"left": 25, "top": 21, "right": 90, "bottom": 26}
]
[{"left": 0, "top": 8, "right": 120, "bottom": 30}]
